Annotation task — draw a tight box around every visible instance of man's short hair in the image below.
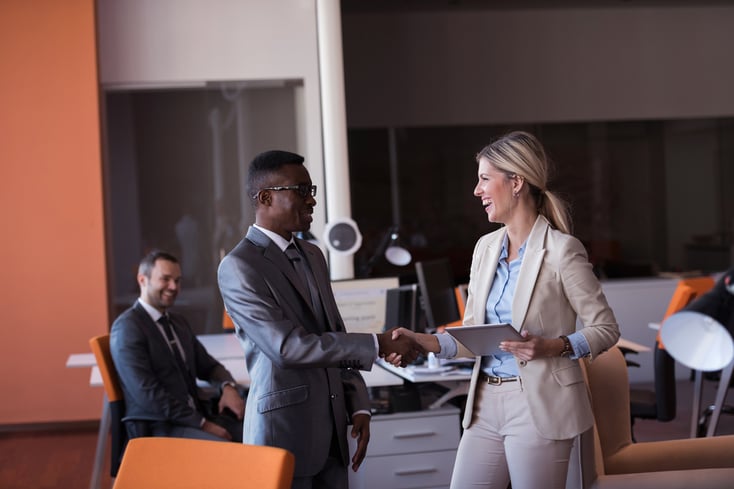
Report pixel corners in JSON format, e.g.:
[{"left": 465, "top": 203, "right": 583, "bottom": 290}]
[
  {"left": 247, "top": 150, "right": 305, "bottom": 199},
  {"left": 138, "top": 250, "right": 179, "bottom": 278}
]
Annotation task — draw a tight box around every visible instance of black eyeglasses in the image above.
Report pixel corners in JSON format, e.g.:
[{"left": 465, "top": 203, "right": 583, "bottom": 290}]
[{"left": 255, "top": 184, "right": 317, "bottom": 199}]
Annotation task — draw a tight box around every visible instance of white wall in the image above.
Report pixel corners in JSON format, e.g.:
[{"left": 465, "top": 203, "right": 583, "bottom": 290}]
[
  {"left": 599, "top": 277, "right": 680, "bottom": 384},
  {"left": 97, "top": 0, "right": 328, "bottom": 235},
  {"left": 343, "top": 6, "right": 734, "bottom": 128}
]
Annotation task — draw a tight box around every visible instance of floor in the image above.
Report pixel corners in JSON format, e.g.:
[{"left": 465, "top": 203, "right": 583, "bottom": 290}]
[
  {"left": 630, "top": 375, "right": 734, "bottom": 442},
  {"left": 1, "top": 378, "right": 732, "bottom": 489},
  {"left": 0, "top": 424, "right": 111, "bottom": 489}
]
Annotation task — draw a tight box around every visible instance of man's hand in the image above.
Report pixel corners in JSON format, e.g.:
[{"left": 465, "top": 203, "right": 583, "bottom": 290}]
[
  {"left": 218, "top": 383, "right": 245, "bottom": 420},
  {"left": 377, "top": 328, "right": 425, "bottom": 367},
  {"left": 202, "top": 419, "right": 232, "bottom": 440},
  {"left": 350, "top": 413, "right": 371, "bottom": 472}
]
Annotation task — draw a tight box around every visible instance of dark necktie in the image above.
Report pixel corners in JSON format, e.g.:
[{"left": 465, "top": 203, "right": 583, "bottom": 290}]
[
  {"left": 285, "top": 244, "right": 326, "bottom": 324},
  {"left": 158, "top": 315, "right": 201, "bottom": 410}
]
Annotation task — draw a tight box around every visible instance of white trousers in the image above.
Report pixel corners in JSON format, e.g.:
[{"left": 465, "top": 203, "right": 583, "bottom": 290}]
[{"left": 450, "top": 380, "right": 574, "bottom": 489}]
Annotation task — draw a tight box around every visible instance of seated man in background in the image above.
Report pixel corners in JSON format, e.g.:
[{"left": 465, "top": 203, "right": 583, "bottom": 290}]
[{"left": 111, "top": 250, "right": 245, "bottom": 442}]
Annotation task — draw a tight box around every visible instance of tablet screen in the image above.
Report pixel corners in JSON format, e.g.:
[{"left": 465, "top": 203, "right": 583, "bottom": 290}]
[{"left": 447, "top": 323, "right": 522, "bottom": 356}]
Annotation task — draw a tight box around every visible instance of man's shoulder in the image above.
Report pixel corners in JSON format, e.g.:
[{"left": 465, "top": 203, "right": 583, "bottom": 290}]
[
  {"left": 109, "top": 305, "right": 148, "bottom": 353},
  {"left": 112, "top": 303, "right": 141, "bottom": 326}
]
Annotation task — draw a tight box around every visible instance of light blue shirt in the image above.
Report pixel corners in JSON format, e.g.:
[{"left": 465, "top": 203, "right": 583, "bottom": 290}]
[{"left": 436, "top": 234, "right": 590, "bottom": 375}]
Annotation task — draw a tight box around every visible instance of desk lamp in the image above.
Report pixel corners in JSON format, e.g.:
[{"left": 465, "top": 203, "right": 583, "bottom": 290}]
[
  {"left": 660, "top": 311, "right": 733, "bottom": 372},
  {"left": 384, "top": 228, "right": 412, "bottom": 266},
  {"left": 360, "top": 225, "right": 412, "bottom": 277},
  {"left": 660, "top": 310, "right": 734, "bottom": 437}
]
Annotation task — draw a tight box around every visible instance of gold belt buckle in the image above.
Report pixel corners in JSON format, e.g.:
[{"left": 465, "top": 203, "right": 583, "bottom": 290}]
[{"left": 487, "top": 375, "right": 502, "bottom": 385}]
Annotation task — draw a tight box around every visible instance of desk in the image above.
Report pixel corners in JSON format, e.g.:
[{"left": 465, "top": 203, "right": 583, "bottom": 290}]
[
  {"left": 68, "top": 332, "right": 404, "bottom": 489},
  {"left": 376, "top": 337, "right": 648, "bottom": 410},
  {"left": 376, "top": 358, "right": 473, "bottom": 409}
]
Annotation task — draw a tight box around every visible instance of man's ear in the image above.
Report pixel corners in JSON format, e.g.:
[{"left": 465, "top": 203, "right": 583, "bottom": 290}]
[
  {"left": 255, "top": 190, "right": 271, "bottom": 207},
  {"left": 137, "top": 273, "right": 146, "bottom": 289}
]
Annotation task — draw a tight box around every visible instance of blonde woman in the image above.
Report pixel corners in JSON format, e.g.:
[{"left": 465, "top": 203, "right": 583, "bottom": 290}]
[{"left": 393, "top": 131, "right": 619, "bottom": 489}]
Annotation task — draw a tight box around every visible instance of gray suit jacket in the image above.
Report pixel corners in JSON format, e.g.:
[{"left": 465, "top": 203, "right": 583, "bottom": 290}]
[
  {"left": 110, "top": 301, "right": 235, "bottom": 427},
  {"left": 217, "top": 227, "right": 374, "bottom": 477}
]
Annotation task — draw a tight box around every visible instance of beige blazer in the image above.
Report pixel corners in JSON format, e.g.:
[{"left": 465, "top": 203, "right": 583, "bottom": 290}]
[{"left": 458, "top": 215, "right": 619, "bottom": 440}]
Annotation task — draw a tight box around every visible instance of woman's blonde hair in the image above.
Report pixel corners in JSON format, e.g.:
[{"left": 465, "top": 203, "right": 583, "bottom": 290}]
[{"left": 476, "top": 131, "right": 572, "bottom": 234}]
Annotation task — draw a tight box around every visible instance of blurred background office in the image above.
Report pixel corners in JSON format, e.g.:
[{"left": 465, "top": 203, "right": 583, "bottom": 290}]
[{"left": 2, "top": 0, "right": 733, "bottom": 474}]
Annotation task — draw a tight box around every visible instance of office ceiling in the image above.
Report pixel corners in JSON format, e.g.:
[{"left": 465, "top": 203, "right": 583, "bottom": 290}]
[{"left": 341, "top": 0, "right": 734, "bottom": 13}]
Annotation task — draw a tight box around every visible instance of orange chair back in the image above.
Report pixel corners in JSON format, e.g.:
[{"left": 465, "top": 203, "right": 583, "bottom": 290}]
[
  {"left": 223, "top": 309, "right": 235, "bottom": 330},
  {"left": 89, "top": 334, "right": 124, "bottom": 402},
  {"left": 440, "top": 286, "right": 466, "bottom": 329},
  {"left": 658, "top": 276, "right": 716, "bottom": 347},
  {"left": 113, "top": 438, "right": 295, "bottom": 489}
]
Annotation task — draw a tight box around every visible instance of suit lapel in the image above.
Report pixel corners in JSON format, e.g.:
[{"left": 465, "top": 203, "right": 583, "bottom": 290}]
[
  {"left": 246, "top": 227, "right": 312, "bottom": 308},
  {"left": 299, "top": 242, "right": 337, "bottom": 332},
  {"left": 132, "top": 302, "right": 194, "bottom": 377},
  {"left": 473, "top": 228, "right": 505, "bottom": 324},
  {"left": 246, "top": 228, "right": 331, "bottom": 333},
  {"left": 512, "top": 216, "right": 548, "bottom": 330}
]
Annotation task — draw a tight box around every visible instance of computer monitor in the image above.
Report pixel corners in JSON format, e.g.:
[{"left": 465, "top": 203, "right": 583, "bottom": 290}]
[
  {"left": 415, "top": 259, "right": 461, "bottom": 332},
  {"left": 384, "top": 284, "right": 419, "bottom": 332},
  {"left": 331, "top": 277, "right": 399, "bottom": 334}
]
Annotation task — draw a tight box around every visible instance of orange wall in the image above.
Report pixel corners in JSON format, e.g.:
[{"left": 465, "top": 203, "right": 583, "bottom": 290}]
[{"left": 0, "top": 0, "right": 108, "bottom": 423}]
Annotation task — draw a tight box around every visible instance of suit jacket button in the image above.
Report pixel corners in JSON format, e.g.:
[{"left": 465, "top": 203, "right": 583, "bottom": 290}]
[
  {"left": 330, "top": 394, "right": 336, "bottom": 399},
  {"left": 519, "top": 360, "right": 527, "bottom": 367}
]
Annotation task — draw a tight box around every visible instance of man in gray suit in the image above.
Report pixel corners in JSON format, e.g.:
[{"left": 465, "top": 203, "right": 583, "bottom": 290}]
[
  {"left": 111, "top": 250, "right": 245, "bottom": 442},
  {"left": 218, "top": 150, "right": 420, "bottom": 489}
]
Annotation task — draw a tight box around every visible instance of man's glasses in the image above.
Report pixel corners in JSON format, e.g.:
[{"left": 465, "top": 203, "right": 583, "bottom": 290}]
[{"left": 255, "top": 184, "right": 317, "bottom": 199}]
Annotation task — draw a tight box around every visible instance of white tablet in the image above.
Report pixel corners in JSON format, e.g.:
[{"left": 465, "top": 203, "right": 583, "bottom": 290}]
[{"left": 446, "top": 323, "right": 523, "bottom": 356}]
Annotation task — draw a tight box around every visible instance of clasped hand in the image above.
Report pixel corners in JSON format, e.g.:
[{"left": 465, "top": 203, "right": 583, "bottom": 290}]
[{"left": 377, "top": 327, "right": 425, "bottom": 367}]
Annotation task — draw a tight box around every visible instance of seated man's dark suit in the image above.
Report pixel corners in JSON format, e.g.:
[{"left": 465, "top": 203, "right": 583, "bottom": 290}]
[{"left": 110, "top": 300, "right": 242, "bottom": 441}]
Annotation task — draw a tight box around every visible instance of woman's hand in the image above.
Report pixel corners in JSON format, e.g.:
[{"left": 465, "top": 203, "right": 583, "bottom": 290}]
[
  {"left": 391, "top": 327, "right": 440, "bottom": 354},
  {"left": 499, "top": 330, "right": 563, "bottom": 361}
]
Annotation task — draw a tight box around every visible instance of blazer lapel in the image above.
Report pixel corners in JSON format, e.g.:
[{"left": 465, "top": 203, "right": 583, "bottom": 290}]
[
  {"left": 472, "top": 228, "right": 505, "bottom": 324},
  {"left": 512, "top": 216, "right": 548, "bottom": 330},
  {"left": 246, "top": 227, "right": 312, "bottom": 307},
  {"left": 299, "top": 241, "right": 338, "bottom": 332},
  {"left": 132, "top": 302, "right": 193, "bottom": 377}
]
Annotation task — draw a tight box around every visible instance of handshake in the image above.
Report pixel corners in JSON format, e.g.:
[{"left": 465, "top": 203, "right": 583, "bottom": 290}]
[{"left": 376, "top": 327, "right": 430, "bottom": 367}]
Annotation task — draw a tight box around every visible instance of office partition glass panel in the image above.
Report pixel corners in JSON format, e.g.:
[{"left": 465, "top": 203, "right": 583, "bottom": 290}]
[{"left": 102, "top": 81, "right": 302, "bottom": 333}]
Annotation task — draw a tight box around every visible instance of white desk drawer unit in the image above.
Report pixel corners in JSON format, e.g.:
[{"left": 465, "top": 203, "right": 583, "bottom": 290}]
[{"left": 349, "top": 406, "right": 461, "bottom": 489}]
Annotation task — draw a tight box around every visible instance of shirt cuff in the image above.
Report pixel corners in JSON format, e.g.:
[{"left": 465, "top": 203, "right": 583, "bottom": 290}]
[
  {"left": 567, "top": 332, "right": 591, "bottom": 359},
  {"left": 352, "top": 409, "right": 371, "bottom": 418},
  {"left": 436, "top": 332, "right": 457, "bottom": 359}
]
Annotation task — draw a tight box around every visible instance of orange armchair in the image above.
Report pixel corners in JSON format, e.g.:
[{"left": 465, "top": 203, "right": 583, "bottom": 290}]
[{"left": 577, "top": 346, "right": 734, "bottom": 488}]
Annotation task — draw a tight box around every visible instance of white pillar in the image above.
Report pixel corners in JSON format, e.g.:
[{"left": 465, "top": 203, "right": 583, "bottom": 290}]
[{"left": 317, "top": 0, "right": 353, "bottom": 280}]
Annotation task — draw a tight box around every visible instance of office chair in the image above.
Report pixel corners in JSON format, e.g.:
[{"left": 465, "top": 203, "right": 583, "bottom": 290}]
[
  {"left": 113, "top": 437, "right": 295, "bottom": 489},
  {"left": 628, "top": 340, "right": 676, "bottom": 440},
  {"left": 627, "top": 278, "right": 715, "bottom": 439},
  {"left": 223, "top": 309, "right": 235, "bottom": 330},
  {"left": 89, "top": 334, "right": 128, "bottom": 477},
  {"left": 575, "top": 347, "right": 734, "bottom": 489}
]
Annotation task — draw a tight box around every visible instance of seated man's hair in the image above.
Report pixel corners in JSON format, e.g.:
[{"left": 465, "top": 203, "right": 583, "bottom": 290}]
[
  {"left": 138, "top": 250, "right": 179, "bottom": 277},
  {"left": 247, "top": 150, "right": 305, "bottom": 199}
]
